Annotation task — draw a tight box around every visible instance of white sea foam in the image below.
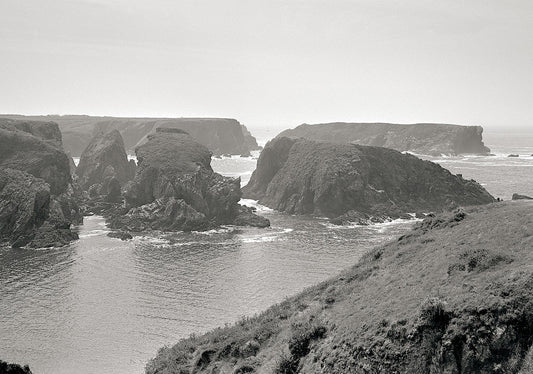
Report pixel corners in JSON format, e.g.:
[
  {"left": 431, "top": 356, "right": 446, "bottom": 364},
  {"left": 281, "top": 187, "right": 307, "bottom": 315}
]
[{"left": 239, "top": 199, "right": 274, "bottom": 213}]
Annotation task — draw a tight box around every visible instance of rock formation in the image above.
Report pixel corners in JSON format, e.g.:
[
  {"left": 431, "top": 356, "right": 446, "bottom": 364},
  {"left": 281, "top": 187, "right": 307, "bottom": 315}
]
[
  {"left": 0, "top": 115, "right": 261, "bottom": 157},
  {"left": 276, "top": 122, "right": 491, "bottom": 155},
  {"left": 76, "top": 129, "right": 135, "bottom": 190},
  {"left": 243, "top": 137, "right": 495, "bottom": 222},
  {"left": 512, "top": 193, "right": 533, "bottom": 200},
  {"left": 0, "top": 119, "right": 81, "bottom": 248},
  {"left": 108, "top": 129, "right": 269, "bottom": 232},
  {"left": 146, "top": 202, "right": 533, "bottom": 374},
  {"left": 0, "top": 360, "right": 32, "bottom": 374}
]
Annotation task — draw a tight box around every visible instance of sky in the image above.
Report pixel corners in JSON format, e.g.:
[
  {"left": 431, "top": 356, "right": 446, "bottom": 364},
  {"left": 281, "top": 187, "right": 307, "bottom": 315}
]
[{"left": 0, "top": 0, "right": 532, "bottom": 132}]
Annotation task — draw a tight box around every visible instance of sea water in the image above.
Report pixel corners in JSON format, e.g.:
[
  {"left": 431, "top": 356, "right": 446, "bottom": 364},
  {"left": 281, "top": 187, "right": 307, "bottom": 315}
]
[{"left": 1, "top": 130, "right": 531, "bottom": 374}]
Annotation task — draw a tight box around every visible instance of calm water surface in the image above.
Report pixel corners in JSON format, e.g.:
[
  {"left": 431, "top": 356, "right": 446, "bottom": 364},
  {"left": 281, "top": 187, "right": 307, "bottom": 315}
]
[{"left": 1, "top": 131, "right": 532, "bottom": 373}]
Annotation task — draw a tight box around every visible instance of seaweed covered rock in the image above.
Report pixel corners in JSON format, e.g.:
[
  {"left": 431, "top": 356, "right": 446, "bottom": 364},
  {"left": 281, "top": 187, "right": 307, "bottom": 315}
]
[
  {"left": 109, "top": 130, "right": 268, "bottom": 231},
  {"left": 276, "top": 122, "right": 491, "bottom": 156},
  {"left": 76, "top": 130, "right": 135, "bottom": 190},
  {"left": 243, "top": 137, "right": 495, "bottom": 223}
]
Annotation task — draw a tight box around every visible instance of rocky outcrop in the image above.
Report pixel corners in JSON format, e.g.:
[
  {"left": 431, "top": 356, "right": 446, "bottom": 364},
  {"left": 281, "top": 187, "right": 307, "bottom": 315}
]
[
  {"left": 147, "top": 202, "right": 533, "bottom": 374},
  {"left": 0, "top": 360, "right": 32, "bottom": 374},
  {"left": 0, "top": 119, "right": 82, "bottom": 248},
  {"left": 108, "top": 130, "right": 268, "bottom": 232},
  {"left": 276, "top": 122, "right": 491, "bottom": 155},
  {"left": 243, "top": 137, "right": 495, "bottom": 222},
  {"left": 0, "top": 169, "right": 79, "bottom": 248},
  {"left": 0, "top": 115, "right": 261, "bottom": 156},
  {"left": 512, "top": 193, "right": 533, "bottom": 200},
  {"left": 0, "top": 119, "right": 71, "bottom": 195},
  {"left": 76, "top": 130, "right": 135, "bottom": 190}
]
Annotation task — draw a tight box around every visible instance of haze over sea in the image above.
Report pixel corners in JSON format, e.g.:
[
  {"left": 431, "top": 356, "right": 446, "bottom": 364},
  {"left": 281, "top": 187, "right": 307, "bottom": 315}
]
[{"left": 0, "top": 129, "right": 532, "bottom": 374}]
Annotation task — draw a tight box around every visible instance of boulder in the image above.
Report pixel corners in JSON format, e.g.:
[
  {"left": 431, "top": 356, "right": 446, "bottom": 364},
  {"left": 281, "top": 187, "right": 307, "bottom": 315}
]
[
  {"left": 76, "top": 130, "right": 135, "bottom": 190},
  {"left": 512, "top": 193, "right": 533, "bottom": 200},
  {"left": 109, "top": 130, "right": 268, "bottom": 231},
  {"left": 508, "top": 154, "right": 520, "bottom": 158},
  {"left": 275, "top": 122, "right": 491, "bottom": 155},
  {"left": 243, "top": 137, "right": 495, "bottom": 223}
]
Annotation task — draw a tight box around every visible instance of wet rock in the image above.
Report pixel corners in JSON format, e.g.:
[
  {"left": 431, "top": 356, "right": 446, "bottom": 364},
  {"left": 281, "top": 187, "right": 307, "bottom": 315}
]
[
  {"left": 107, "top": 231, "right": 133, "bottom": 240},
  {"left": 0, "top": 360, "right": 32, "bottom": 374},
  {"left": 508, "top": 154, "right": 519, "bottom": 157}
]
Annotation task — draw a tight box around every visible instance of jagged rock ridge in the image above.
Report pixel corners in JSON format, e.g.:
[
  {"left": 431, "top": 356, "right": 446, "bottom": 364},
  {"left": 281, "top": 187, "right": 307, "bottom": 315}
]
[
  {"left": 276, "top": 122, "right": 491, "bottom": 155},
  {"left": 108, "top": 129, "right": 269, "bottom": 232}
]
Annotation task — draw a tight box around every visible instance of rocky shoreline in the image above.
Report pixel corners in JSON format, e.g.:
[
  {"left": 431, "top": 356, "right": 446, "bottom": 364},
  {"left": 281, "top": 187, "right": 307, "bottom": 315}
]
[{"left": 146, "top": 201, "right": 533, "bottom": 374}]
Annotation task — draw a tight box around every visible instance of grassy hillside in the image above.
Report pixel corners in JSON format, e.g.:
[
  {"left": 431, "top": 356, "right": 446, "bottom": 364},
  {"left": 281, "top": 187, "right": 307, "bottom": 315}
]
[{"left": 146, "top": 201, "right": 533, "bottom": 374}]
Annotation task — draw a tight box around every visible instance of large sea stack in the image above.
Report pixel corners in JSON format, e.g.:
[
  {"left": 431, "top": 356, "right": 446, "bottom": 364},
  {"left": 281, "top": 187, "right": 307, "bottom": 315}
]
[
  {"left": 0, "top": 115, "right": 262, "bottom": 157},
  {"left": 108, "top": 128, "right": 268, "bottom": 232},
  {"left": 76, "top": 129, "right": 135, "bottom": 191},
  {"left": 276, "top": 122, "right": 491, "bottom": 155},
  {"left": 0, "top": 118, "right": 82, "bottom": 248},
  {"left": 243, "top": 137, "right": 495, "bottom": 223},
  {"left": 147, "top": 202, "right": 533, "bottom": 374}
]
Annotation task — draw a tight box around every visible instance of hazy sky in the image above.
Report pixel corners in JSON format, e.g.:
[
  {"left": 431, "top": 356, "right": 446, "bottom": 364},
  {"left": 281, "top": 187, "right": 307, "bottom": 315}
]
[{"left": 1, "top": 0, "right": 532, "bottom": 131}]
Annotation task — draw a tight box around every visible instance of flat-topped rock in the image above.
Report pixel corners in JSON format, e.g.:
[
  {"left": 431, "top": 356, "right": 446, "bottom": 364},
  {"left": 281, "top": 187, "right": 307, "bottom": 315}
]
[
  {"left": 0, "top": 115, "right": 261, "bottom": 156},
  {"left": 243, "top": 137, "right": 495, "bottom": 222},
  {"left": 512, "top": 193, "right": 533, "bottom": 200},
  {"left": 276, "top": 122, "right": 491, "bottom": 155}
]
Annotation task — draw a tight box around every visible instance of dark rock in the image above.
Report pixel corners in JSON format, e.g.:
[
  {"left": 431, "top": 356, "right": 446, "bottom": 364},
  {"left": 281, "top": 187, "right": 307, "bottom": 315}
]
[
  {"left": 0, "top": 360, "right": 32, "bottom": 374},
  {"left": 0, "top": 169, "right": 78, "bottom": 248},
  {"left": 76, "top": 130, "right": 134, "bottom": 190},
  {"left": 0, "top": 115, "right": 261, "bottom": 157},
  {"left": 243, "top": 137, "right": 495, "bottom": 222},
  {"left": 512, "top": 193, "right": 533, "bottom": 200},
  {"left": 0, "top": 119, "right": 71, "bottom": 195},
  {"left": 107, "top": 231, "right": 133, "bottom": 240},
  {"left": 275, "top": 122, "right": 491, "bottom": 155},
  {"left": 508, "top": 154, "right": 519, "bottom": 157},
  {"left": 109, "top": 131, "right": 267, "bottom": 232},
  {"left": 233, "top": 205, "right": 271, "bottom": 227}
]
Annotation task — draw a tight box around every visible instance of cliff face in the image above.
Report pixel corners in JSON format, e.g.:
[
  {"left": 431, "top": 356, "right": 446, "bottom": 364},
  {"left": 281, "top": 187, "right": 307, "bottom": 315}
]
[
  {"left": 0, "top": 115, "right": 261, "bottom": 156},
  {"left": 276, "top": 122, "right": 491, "bottom": 155},
  {"left": 0, "top": 119, "right": 81, "bottom": 248},
  {"left": 109, "top": 130, "right": 268, "bottom": 232},
  {"left": 146, "top": 202, "right": 533, "bottom": 374},
  {"left": 76, "top": 130, "right": 135, "bottom": 190},
  {"left": 243, "top": 137, "right": 495, "bottom": 221},
  {"left": 0, "top": 119, "right": 71, "bottom": 195}
]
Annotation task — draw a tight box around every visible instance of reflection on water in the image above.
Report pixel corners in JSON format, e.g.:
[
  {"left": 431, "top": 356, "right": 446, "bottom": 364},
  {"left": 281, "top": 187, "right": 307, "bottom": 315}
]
[
  {"left": 0, "top": 212, "right": 415, "bottom": 374},
  {"left": 2, "top": 133, "right": 532, "bottom": 374}
]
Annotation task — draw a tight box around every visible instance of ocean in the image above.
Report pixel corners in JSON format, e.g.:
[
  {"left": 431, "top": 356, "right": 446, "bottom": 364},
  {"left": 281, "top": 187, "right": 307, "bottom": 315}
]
[{"left": 0, "top": 130, "right": 531, "bottom": 374}]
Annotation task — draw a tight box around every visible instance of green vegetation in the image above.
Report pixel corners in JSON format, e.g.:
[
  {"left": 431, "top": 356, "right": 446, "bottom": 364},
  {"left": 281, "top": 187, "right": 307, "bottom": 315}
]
[{"left": 147, "top": 201, "right": 533, "bottom": 373}]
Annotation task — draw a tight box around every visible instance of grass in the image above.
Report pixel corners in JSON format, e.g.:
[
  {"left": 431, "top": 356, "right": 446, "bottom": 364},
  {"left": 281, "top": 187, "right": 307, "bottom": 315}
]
[{"left": 146, "top": 201, "right": 533, "bottom": 373}]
